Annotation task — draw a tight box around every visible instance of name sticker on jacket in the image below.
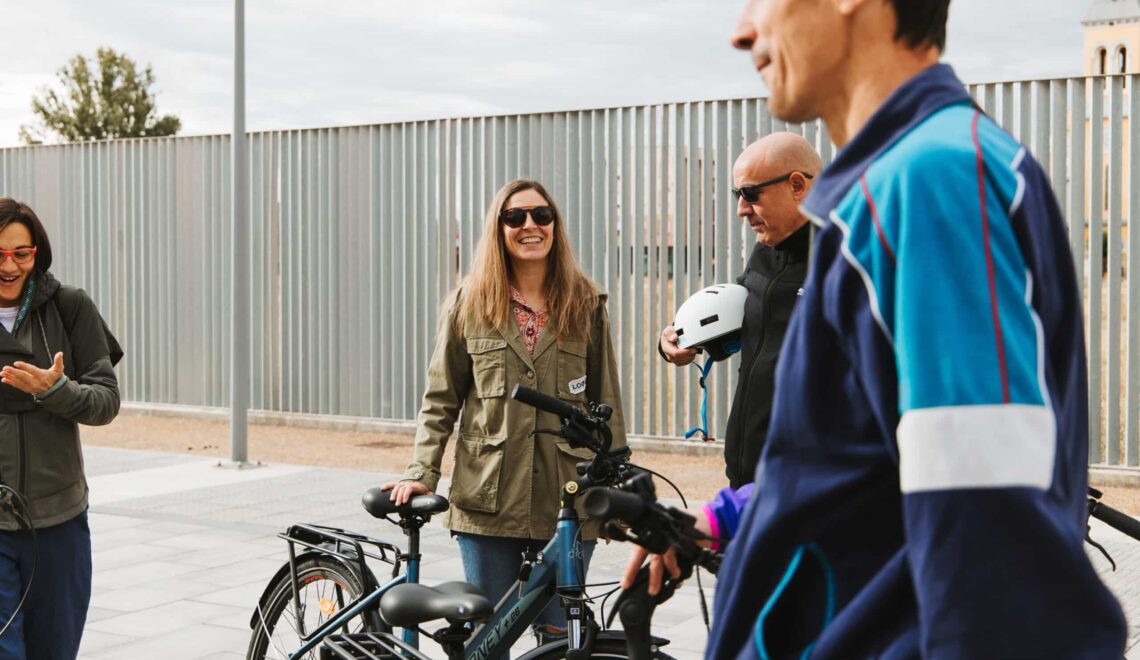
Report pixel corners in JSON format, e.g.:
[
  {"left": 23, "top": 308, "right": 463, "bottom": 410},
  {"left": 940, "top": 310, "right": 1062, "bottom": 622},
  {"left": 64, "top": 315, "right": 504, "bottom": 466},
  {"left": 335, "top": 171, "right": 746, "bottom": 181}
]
[{"left": 569, "top": 376, "right": 587, "bottom": 395}]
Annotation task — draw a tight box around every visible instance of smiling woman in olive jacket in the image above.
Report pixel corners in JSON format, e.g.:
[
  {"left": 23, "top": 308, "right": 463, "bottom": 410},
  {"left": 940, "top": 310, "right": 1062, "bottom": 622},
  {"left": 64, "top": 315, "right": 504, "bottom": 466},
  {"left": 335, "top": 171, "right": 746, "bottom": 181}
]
[
  {"left": 383, "top": 178, "right": 627, "bottom": 644},
  {"left": 0, "top": 198, "right": 122, "bottom": 660}
]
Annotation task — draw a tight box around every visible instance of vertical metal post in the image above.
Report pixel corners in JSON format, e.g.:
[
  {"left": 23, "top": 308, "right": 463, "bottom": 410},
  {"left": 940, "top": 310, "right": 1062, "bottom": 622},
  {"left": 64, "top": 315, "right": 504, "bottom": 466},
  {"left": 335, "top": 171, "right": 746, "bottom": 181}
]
[{"left": 230, "top": 0, "right": 251, "bottom": 466}]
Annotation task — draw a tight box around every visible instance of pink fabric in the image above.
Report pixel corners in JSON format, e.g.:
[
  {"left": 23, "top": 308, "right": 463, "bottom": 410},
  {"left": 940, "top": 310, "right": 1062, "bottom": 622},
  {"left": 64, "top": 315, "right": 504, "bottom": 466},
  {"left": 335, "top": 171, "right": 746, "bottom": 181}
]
[
  {"left": 511, "top": 287, "right": 548, "bottom": 354},
  {"left": 703, "top": 503, "right": 722, "bottom": 552}
]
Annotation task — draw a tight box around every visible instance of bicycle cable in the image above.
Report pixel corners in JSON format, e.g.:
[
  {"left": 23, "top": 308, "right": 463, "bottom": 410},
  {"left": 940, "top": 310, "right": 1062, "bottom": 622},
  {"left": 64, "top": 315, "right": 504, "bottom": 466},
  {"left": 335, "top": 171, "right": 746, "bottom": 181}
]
[
  {"left": 0, "top": 484, "right": 36, "bottom": 640},
  {"left": 625, "top": 463, "right": 688, "bottom": 509}
]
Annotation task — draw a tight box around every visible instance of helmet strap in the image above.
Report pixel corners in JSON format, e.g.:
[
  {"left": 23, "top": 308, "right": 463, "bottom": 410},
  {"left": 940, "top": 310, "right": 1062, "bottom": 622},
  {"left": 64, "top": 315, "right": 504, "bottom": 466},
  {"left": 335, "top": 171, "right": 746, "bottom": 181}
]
[{"left": 684, "top": 357, "right": 716, "bottom": 442}]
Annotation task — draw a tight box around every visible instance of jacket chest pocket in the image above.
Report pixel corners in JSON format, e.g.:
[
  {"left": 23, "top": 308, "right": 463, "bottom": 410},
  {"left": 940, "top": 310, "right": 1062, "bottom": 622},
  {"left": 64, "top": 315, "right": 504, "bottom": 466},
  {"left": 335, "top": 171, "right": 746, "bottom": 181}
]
[
  {"left": 556, "top": 340, "right": 589, "bottom": 402},
  {"left": 466, "top": 338, "right": 507, "bottom": 399}
]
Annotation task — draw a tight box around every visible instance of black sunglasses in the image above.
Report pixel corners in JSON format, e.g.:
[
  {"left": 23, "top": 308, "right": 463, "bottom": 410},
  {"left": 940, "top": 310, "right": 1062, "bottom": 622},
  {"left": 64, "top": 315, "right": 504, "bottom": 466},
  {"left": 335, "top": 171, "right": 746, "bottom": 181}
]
[
  {"left": 500, "top": 206, "right": 555, "bottom": 229},
  {"left": 731, "top": 172, "right": 814, "bottom": 203}
]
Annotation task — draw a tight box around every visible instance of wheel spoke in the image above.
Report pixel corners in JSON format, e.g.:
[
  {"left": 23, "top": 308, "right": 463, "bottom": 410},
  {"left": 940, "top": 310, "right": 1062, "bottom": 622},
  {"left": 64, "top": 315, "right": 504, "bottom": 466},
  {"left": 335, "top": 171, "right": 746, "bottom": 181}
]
[{"left": 248, "top": 561, "right": 366, "bottom": 660}]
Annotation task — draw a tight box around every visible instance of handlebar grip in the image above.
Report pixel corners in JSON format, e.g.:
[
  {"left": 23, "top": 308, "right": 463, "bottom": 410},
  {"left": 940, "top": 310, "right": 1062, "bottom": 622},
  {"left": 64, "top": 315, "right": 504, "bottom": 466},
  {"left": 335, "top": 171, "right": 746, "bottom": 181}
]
[
  {"left": 584, "top": 488, "right": 646, "bottom": 523},
  {"left": 511, "top": 384, "right": 582, "bottom": 421},
  {"left": 1091, "top": 501, "right": 1140, "bottom": 542}
]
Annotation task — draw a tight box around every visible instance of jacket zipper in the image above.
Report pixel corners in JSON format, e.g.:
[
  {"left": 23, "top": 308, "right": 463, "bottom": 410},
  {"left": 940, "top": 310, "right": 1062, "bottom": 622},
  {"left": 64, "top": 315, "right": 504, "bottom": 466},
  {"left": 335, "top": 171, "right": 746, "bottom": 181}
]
[
  {"left": 17, "top": 413, "right": 26, "bottom": 496},
  {"left": 735, "top": 257, "right": 791, "bottom": 473}
]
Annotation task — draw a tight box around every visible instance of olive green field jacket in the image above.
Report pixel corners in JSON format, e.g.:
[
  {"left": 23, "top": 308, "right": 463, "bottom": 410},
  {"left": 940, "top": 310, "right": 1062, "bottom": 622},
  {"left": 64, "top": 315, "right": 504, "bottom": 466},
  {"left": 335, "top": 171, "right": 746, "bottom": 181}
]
[{"left": 402, "top": 290, "right": 627, "bottom": 540}]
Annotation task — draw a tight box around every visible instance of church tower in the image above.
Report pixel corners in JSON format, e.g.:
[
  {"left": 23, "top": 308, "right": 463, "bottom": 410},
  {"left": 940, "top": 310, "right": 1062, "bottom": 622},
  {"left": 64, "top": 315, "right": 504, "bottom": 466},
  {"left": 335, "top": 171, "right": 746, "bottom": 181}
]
[{"left": 1083, "top": 0, "right": 1140, "bottom": 75}]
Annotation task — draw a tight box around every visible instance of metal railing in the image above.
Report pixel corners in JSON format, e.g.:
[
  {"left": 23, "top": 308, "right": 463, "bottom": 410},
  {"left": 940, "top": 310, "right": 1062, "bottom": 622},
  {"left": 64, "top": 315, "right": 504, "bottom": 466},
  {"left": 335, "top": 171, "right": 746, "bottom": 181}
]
[{"left": 0, "top": 73, "right": 1135, "bottom": 467}]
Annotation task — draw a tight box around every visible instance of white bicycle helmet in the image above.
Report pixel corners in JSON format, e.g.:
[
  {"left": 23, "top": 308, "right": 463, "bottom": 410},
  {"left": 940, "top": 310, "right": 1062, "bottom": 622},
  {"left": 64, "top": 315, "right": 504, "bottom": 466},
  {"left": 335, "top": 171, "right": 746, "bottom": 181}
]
[{"left": 673, "top": 283, "right": 748, "bottom": 362}]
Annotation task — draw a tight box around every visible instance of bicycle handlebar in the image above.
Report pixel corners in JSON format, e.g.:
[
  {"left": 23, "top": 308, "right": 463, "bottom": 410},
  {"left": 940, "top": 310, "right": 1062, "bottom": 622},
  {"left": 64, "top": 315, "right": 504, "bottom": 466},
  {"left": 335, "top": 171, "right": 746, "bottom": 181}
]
[
  {"left": 1089, "top": 497, "right": 1140, "bottom": 541},
  {"left": 584, "top": 488, "right": 648, "bottom": 525},
  {"left": 511, "top": 384, "right": 585, "bottom": 424},
  {"left": 585, "top": 473, "right": 719, "bottom": 574}
]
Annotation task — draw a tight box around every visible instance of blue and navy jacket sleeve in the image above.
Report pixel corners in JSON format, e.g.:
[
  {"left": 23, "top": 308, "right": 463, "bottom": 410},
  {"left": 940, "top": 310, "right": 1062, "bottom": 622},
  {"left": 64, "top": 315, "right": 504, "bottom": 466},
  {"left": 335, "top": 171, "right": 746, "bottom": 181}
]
[
  {"left": 702, "top": 483, "right": 753, "bottom": 550},
  {"left": 839, "top": 104, "right": 1119, "bottom": 657}
]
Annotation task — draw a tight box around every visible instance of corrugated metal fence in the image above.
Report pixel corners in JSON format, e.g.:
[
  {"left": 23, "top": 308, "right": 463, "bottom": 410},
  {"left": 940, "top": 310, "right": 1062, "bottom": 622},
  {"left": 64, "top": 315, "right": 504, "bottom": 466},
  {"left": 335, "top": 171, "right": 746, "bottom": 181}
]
[{"left": 0, "top": 74, "right": 1136, "bottom": 467}]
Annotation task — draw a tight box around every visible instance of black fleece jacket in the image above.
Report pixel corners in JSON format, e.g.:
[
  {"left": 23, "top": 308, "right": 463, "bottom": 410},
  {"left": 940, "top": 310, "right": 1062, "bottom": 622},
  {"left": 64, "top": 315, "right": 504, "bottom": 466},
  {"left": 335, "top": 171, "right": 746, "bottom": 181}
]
[{"left": 722, "top": 224, "right": 810, "bottom": 488}]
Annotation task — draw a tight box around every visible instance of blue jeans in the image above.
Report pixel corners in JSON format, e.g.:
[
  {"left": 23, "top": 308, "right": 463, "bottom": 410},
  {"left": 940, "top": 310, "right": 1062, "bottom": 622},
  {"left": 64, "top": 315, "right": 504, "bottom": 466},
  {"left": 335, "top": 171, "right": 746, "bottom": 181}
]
[
  {"left": 0, "top": 511, "right": 92, "bottom": 660},
  {"left": 455, "top": 533, "right": 596, "bottom": 637}
]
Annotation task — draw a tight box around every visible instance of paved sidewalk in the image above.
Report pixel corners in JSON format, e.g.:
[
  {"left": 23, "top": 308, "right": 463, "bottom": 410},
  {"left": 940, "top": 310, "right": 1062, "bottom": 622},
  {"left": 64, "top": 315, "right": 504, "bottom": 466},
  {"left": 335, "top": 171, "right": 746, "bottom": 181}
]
[
  {"left": 75, "top": 446, "right": 1140, "bottom": 659},
  {"left": 78, "top": 446, "right": 714, "bottom": 659}
]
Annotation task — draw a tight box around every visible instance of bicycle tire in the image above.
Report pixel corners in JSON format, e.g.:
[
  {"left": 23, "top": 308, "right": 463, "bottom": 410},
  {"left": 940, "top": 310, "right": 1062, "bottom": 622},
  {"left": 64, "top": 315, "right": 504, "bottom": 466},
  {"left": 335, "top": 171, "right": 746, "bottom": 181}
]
[
  {"left": 246, "top": 555, "right": 373, "bottom": 660},
  {"left": 522, "top": 638, "right": 676, "bottom": 660}
]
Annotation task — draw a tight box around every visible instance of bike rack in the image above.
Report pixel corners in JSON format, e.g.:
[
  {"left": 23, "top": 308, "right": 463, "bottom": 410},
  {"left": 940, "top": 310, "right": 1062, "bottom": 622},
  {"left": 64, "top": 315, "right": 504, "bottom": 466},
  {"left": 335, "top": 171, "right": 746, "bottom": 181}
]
[
  {"left": 321, "top": 631, "right": 431, "bottom": 660},
  {"left": 281, "top": 523, "right": 403, "bottom": 582}
]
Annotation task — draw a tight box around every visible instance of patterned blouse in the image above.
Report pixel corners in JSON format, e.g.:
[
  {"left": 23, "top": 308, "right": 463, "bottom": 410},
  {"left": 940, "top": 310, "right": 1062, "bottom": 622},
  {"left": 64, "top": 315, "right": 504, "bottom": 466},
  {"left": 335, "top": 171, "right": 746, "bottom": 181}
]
[{"left": 511, "top": 287, "right": 548, "bottom": 354}]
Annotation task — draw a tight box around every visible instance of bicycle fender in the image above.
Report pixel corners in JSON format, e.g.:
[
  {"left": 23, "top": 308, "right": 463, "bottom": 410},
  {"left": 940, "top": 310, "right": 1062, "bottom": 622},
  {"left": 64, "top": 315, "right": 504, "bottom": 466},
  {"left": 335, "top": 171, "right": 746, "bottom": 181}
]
[{"left": 247, "top": 549, "right": 367, "bottom": 630}]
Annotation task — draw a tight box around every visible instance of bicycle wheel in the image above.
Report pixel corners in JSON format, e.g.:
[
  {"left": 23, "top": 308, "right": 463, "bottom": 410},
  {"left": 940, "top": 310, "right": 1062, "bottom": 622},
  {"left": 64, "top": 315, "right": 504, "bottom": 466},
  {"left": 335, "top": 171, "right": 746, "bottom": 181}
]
[
  {"left": 523, "top": 637, "right": 676, "bottom": 659},
  {"left": 246, "top": 555, "right": 373, "bottom": 660}
]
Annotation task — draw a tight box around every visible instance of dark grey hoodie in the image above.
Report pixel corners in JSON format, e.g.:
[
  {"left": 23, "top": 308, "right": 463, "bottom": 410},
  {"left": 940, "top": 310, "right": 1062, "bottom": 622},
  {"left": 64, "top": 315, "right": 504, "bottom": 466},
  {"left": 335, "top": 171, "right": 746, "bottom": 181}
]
[{"left": 0, "top": 270, "right": 121, "bottom": 529}]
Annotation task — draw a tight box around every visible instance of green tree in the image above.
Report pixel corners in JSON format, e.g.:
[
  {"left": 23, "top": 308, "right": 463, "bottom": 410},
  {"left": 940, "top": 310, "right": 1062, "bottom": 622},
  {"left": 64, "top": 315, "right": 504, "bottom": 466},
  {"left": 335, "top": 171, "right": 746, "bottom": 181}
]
[{"left": 19, "top": 47, "right": 181, "bottom": 144}]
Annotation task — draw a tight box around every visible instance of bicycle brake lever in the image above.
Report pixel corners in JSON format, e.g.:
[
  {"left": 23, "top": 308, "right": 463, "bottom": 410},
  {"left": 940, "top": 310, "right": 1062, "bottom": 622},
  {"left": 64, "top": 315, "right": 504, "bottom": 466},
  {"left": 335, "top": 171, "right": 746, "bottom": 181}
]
[
  {"left": 1086, "top": 525, "right": 1117, "bottom": 571},
  {"left": 604, "top": 522, "right": 631, "bottom": 543}
]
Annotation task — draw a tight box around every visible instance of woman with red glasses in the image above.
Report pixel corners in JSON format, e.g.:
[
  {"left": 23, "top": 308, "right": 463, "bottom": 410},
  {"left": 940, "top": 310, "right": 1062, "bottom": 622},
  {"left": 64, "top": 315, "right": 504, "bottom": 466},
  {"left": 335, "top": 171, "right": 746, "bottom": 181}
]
[
  {"left": 0, "top": 198, "right": 122, "bottom": 659},
  {"left": 382, "top": 178, "right": 626, "bottom": 648}
]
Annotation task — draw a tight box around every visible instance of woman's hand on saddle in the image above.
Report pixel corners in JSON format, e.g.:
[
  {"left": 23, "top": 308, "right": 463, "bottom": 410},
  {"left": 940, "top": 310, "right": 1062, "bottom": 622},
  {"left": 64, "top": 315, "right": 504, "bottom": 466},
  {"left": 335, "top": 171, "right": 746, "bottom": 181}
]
[
  {"left": 2, "top": 352, "right": 65, "bottom": 396},
  {"left": 381, "top": 479, "right": 432, "bottom": 507}
]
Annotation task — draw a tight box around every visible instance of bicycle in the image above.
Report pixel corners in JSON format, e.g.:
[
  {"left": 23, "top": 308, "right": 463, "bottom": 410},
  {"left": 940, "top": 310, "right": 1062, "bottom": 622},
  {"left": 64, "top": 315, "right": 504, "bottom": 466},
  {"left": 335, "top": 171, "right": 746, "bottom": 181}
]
[
  {"left": 322, "top": 384, "right": 681, "bottom": 659},
  {"left": 245, "top": 489, "right": 450, "bottom": 659},
  {"left": 250, "top": 383, "right": 681, "bottom": 659}
]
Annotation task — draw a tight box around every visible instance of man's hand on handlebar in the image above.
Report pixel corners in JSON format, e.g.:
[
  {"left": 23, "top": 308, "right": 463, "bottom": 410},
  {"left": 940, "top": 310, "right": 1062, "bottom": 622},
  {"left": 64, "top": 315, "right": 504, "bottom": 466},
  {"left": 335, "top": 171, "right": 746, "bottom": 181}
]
[
  {"left": 619, "top": 507, "right": 713, "bottom": 595},
  {"left": 381, "top": 480, "right": 432, "bottom": 506},
  {"left": 621, "top": 545, "right": 682, "bottom": 596}
]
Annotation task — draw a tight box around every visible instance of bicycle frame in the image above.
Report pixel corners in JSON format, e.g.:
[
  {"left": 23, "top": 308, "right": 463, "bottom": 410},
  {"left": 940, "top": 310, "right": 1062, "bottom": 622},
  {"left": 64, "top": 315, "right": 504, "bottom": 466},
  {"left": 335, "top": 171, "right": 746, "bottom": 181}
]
[
  {"left": 290, "top": 572, "right": 409, "bottom": 659},
  {"left": 462, "top": 482, "right": 591, "bottom": 660}
]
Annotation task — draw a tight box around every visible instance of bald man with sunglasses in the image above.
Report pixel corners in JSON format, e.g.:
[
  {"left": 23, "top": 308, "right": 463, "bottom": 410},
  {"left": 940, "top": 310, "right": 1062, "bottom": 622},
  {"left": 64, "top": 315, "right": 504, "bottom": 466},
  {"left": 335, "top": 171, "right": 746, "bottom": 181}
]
[{"left": 659, "top": 131, "right": 820, "bottom": 488}]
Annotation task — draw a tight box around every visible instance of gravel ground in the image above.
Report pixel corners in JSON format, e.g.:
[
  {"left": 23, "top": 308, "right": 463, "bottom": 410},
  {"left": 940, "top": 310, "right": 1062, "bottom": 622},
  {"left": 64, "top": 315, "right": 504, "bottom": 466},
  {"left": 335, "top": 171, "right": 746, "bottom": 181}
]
[
  {"left": 80, "top": 412, "right": 732, "bottom": 503},
  {"left": 80, "top": 411, "right": 1140, "bottom": 514}
]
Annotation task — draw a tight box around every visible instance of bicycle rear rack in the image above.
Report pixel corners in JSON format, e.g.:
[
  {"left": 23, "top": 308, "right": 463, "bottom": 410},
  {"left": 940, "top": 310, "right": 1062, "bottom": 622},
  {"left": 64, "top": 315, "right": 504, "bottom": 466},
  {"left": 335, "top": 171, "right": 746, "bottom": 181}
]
[
  {"left": 320, "top": 632, "right": 431, "bottom": 660},
  {"left": 281, "top": 523, "right": 404, "bottom": 585}
]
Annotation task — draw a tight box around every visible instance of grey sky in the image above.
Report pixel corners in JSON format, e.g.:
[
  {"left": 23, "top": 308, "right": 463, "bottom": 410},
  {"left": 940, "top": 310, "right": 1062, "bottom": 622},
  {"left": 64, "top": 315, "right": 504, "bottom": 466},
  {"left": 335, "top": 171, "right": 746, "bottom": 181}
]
[{"left": 0, "top": 1, "right": 1091, "bottom": 147}]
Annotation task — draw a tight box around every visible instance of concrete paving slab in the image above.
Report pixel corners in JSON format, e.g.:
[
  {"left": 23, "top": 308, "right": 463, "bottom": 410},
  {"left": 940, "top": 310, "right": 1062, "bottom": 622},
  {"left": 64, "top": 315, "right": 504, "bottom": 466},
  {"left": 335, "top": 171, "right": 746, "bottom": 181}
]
[
  {"left": 91, "top": 559, "right": 207, "bottom": 591},
  {"left": 87, "top": 459, "right": 309, "bottom": 506},
  {"left": 67, "top": 445, "right": 1140, "bottom": 660},
  {"left": 82, "top": 621, "right": 252, "bottom": 660},
  {"left": 90, "top": 583, "right": 210, "bottom": 614},
  {"left": 77, "top": 629, "right": 134, "bottom": 655},
  {"left": 92, "top": 541, "right": 189, "bottom": 570},
  {"left": 85, "top": 599, "right": 249, "bottom": 639}
]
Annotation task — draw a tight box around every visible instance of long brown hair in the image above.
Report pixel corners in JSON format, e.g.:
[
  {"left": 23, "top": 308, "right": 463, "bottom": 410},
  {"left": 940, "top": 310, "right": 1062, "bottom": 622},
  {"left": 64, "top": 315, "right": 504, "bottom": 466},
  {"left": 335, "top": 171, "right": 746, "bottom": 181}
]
[{"left": 456, "top": 179, "right": 598, "bottom": 342}]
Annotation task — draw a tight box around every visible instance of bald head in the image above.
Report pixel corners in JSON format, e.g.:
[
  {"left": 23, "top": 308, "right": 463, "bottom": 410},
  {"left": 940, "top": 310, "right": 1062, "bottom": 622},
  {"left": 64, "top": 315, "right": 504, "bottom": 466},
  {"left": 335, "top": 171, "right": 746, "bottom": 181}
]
[
  {"left": 732, "top": 132, "right": 821, "bottom": 246},
  {"left": 734, "top": 132, "right": 822, "bottom": 181}
]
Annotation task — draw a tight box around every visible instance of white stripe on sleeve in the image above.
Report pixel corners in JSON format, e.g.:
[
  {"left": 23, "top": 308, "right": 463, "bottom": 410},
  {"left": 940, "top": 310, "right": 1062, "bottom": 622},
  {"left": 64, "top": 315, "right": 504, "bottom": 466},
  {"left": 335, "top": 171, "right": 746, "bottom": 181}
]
[{"left": 898, "top": 404, "right": 1056, "bottom": 493}]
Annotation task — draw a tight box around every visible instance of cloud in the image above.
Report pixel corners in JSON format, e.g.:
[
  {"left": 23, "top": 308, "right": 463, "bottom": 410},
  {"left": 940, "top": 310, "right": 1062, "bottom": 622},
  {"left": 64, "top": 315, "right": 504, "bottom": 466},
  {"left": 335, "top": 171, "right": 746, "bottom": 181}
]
[{"left": 0, "top": 0, "right": 1100, "bottom": 146}]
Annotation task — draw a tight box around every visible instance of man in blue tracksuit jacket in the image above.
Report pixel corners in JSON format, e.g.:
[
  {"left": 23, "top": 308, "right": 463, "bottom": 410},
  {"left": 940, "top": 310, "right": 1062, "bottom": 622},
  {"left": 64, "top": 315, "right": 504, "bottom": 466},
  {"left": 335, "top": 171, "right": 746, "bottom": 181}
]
[{"left": 704, "top": 0, "right": 1129, "bottom": 658}]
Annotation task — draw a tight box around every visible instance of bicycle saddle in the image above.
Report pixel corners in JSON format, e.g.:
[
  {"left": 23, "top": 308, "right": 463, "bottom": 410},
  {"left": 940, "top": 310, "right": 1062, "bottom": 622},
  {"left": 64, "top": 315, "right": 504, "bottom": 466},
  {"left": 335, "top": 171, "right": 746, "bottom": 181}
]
[
  {"left": 379, "top": 581, "right": 493, "bottom": 627},
  {"left": 361, "top": 488, "right": 449, "bottom": 518}
]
